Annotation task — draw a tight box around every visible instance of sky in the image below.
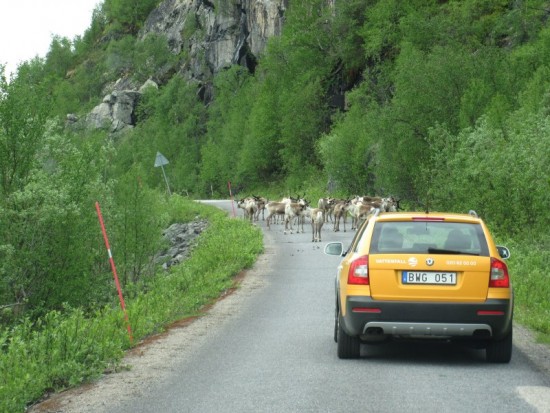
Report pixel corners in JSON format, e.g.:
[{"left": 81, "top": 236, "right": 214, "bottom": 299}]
[{"left": 0, "top": 0, "right": 101, "bottom": 80}]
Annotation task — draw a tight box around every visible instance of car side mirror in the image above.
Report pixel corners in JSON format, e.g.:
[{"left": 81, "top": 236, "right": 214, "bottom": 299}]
[
  {"left": 324, "top": 242, "right": 344, "bottom": 256},
  {"left": 497, "top": 246, "right": 511, "bottom": 260}
]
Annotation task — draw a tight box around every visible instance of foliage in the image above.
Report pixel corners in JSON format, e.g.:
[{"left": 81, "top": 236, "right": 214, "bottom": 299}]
[
  {"left": 0, "top": 68, "right": 50, "bottom": 195},
  {"left": 2, "top": 0, "right": 550, "bottom": 407},
  {"left": 115, "top": 75, "right": 207, "bottom": 195},
  {"left": 102, "top": 0, "right": 160, "bottom": 34},
  {"left": 0, "top": 198, "right": 262, "bottom": 412},
  {"left": 421, "top": 107, "right": 550, "bottom": 234},
  {"left": 0, "top": 126, "right": 114, "bottom": 314},
  {"left": 111, "top": 165, "right": 168, "bottom": 286},
  {"left": 317, "top": 86, "right": 379, "bottom": 195},
  {"left": 0, "top": 307, "right": 126, "bottom": 413},
  {"left": 505, "top": 234, "right": 550, "bottom": 339},
  {"left": 134, "top": 34, "right": 177, "bottom": 82},
  {"left": 105, "top": 35, "right": 136, "bottom": 78},
  {"left": 51, "top": 57, "right": 107, "bottom": 116}
]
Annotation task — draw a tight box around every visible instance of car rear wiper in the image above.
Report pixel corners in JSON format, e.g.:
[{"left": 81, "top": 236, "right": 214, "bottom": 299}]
[{"left": 427, "top": 248, "right": 479, "bottom": 256}]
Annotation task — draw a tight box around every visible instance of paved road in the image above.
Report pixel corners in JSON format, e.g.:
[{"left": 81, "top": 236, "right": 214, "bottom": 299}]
[{"left": 106, "top": 200, "right": 550, "bottom": 413}]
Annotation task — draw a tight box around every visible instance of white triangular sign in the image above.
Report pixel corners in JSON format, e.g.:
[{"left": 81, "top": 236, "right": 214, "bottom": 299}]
[{"left": 154, "top": 151, "right": 169, "bottom": 167}]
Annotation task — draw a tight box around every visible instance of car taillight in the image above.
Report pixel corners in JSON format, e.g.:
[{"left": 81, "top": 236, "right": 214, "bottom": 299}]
[
  {"left": 348, "top": 256, "right": 369, "bottom": 285},
  {"left": 489, "top": 258, "right": 510, "bottom": 288}
]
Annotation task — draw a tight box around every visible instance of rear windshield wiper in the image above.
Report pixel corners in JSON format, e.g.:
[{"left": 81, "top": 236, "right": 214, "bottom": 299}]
[{"left": 427, "top": 248, "right": 479, "bottom": 256}]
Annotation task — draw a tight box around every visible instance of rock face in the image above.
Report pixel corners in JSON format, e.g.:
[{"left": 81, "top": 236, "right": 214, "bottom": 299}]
[
  {"left": 140, "top": 0, "right": 287, "bottom": 84},
  {"left": 84, "top": 0, "right": 286, "bottom": 133},
  {"left": 86, "top": 90, "right": 140, "bottom": 133},
  {"left": 84, "top": 79, "right": 159, "bottom": 134}
]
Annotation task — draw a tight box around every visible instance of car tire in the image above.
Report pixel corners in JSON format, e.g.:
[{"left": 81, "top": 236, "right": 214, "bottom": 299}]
[
  {"left": 486, "top": 329, "right": 512, "bottom": 363},
  {"left": 336, "top": 313, "right": 361, "bottom": 359},
  {"left": 334, "top": 306, "right": 338, "bottom": 343}
]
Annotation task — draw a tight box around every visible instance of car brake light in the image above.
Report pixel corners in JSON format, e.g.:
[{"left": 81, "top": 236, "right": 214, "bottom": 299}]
[
  {"left": 352, "top": 307, "right": 381, "bottom": 313},
  {"left": 489, "top": 258, "right": 509, "bottom": 288},
  {"left": 477, "top": 310, "right": 505, "bottom": 316},
  {"left": 412, "top": 217, "right": 445, "bottom": 221},
  {"left": 348, "top": 256, "right": 369, "bottom": 285}
]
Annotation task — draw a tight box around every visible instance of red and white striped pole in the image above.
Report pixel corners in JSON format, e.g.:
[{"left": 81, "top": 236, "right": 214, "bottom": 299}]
[
  {"left": 95, "top": 202, "right": 133, "bottom": 344},
  {"left": 228, "top": 181, "right": 236, "bottom": 217}
]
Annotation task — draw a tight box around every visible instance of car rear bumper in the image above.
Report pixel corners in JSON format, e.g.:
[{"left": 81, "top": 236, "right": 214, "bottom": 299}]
[{"left": 343, "top": 296, "right": 513, "bottom": 340}]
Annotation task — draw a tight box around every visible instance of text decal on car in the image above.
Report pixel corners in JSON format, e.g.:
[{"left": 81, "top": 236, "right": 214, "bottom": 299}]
[
  {"left": 446, "top": 260, "right": 478, "bottom": 266},
  {"left": 374, "top": 258, "right": 407, "bottom": 264}
]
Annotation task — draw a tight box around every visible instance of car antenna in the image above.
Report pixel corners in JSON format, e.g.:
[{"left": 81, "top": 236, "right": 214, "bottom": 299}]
[
  {"left": 425, "top": 190, "right": 431, "bottom": 214},
  {"left": 424, "top": 175, "right": 431, "bottom": 214}
]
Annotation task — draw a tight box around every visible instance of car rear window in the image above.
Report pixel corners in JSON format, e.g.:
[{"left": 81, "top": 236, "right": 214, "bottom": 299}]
[{"left": 368, "top": 221, "right": 489, "bottom": 256}]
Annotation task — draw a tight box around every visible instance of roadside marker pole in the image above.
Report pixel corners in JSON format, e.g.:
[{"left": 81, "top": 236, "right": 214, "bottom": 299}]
[
  {"left": 228, "top": 181, "right": 236, "bottom": 217},
  {"left": 95, "top": 201, "right": 133, "bottom": 344}
]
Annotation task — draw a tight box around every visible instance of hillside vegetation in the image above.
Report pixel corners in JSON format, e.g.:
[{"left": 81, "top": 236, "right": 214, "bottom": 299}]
[{"left": 0, "top": 0, "right": 549, "bottom": 409}]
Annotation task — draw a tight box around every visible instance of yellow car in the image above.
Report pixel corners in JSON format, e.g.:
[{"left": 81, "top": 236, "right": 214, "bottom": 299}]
[{"left": 324, "top": 210, "right": 513, "bottom": 362}]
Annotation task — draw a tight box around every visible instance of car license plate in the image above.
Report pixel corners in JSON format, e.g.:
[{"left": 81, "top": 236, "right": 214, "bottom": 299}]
[{"left": 402, "top": 271, "right": 457, "bottom": 285}]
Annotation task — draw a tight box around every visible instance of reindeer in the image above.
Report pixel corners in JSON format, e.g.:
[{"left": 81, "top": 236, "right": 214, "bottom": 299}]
[
  {"left": 237, "top": 197, "right": 258, "bottom": 223},
  {"left": 265, "top": 202, "right": 287, "bottom": 229},
  {"left": 283, "top": 201, "right": 306, "bottom": 234},
  {"left": 310, "top": 208, "right": 324, "bottom": 242},
  {"left": 252, "top": 195, "right": 267, "bottom": 220},
  {"left": 318, "top": 197, "right": 335, "bottom": 222},
  {"left": 333, "top": 199, "right": 351, "bottom": 232}
]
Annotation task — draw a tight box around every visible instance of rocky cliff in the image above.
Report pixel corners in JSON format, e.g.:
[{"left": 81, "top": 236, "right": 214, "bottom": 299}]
[
  {"left": 81, "top": 0, "right": 287, "bottom": 133},
  {"left": 141, "top": 0, "right": 287, "bottom": 81}
]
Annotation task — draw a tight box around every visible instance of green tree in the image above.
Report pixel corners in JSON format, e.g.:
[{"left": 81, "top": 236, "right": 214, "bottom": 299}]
[
  {"left": 264, "top": 0, "right": 335, "bottom": 184},
  {"left": 43, "top": 36, "right": 76, "bottom": 79},
  {"left": 317, "top": 86, "right": 379, "bottom": 195},
  {"left": 103, "top": 0, "right": 160, "bottom": 34},
  {"left": 200, "top": 66, "right": 253, "bottom": 195},
  {"left": 238, "top": 80, "right": 282, "bottom": 187},
  {"left": 0, "top": 65, "right": 50, "bottom": 196},
  {"left": 133, "top": 34, "right": 176, "bottom": 83},
  {"left": 112, "top": 165, "right": 167, "bottom": 286},
  {"left": 0, "top": 127, "right": 115, "bottom": 313},
  {"left": 116, "top": 75, "right": 206, "bottom": 195}
]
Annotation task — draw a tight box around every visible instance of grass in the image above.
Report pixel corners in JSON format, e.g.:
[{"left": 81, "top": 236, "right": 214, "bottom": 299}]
[
  {"left": 501, "top": 234, "right": 550, "bottom": 343},
  {"left": 0, "top": 196, "right": 263, "bottom": 413}
]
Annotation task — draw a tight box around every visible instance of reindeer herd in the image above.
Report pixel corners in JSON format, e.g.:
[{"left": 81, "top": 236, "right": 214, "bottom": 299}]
[{"left": 236, "top": 195, "right": 400, "bottom": 242}]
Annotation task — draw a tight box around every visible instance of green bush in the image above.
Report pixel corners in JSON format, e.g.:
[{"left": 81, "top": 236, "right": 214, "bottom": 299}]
[
  {"left": 0, "top": 307, "right": 126, "bottom": 413},
  {"left": 504, "top": 234, "right": 550, "bottom": 338},
  {"left": 0, "top": 198, "right": 262, "bottom": 412}
]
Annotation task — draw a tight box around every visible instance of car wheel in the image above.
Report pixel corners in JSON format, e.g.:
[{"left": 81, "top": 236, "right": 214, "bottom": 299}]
[
  {"left": 336, "top": 312, "right": 361, "bottom": 359},
  {"left": 486, "top": 329, "right": 512, "bottom": 363},
  {"left": 334, "top": 305, "right": 338, "bottom": 343}
]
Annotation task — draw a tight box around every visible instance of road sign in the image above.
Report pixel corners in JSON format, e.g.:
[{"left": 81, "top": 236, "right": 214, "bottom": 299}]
[
  {"left": 154, "top": 152, "right": 171, "bottom": 195},
  {"left": 154, "top": 151, "right": 169, "bottom": 167}
]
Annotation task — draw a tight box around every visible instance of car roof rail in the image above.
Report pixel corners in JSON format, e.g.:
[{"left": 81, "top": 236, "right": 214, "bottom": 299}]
[{"left": 468, "top": 210, "right": 478, "bottom": 218}]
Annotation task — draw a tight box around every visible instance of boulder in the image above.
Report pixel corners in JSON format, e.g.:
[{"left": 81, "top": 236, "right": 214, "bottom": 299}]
[
  {"left": 155, "top": 219, "right": 209, "bottom": 269},
  {"left": 85, "top": 87, "right": 146, "bottom": 133}
]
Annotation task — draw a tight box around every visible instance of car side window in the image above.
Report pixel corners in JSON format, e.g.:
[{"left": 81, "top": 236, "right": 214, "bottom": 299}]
[{"left": 351, "top": 218, "right": 373, "bottom": 253}]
